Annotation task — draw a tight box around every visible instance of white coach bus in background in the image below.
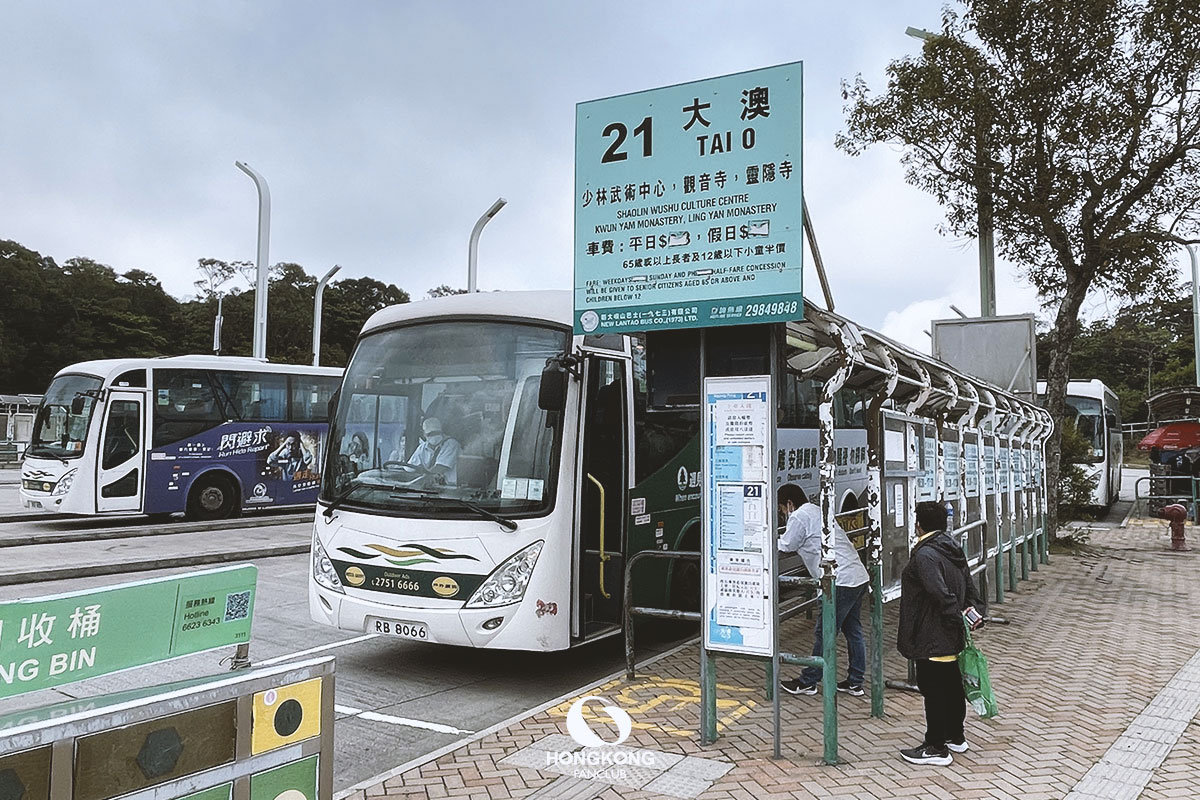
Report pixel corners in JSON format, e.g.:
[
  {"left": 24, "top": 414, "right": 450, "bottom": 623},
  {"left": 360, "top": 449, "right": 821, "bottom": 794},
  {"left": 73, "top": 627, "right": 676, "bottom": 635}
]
[
  {"left": 20, "top": 356, "right": 342, "bottom": 519},
  {"left": 1037, "top": 378, "right": 1123, "bottom": 506}
]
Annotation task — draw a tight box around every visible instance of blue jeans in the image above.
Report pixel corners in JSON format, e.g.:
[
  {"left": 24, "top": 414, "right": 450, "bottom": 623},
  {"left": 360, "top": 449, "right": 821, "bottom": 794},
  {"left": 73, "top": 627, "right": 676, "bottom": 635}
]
[{"left": 800, "top": 582, "right": 868, "bottom": 686}]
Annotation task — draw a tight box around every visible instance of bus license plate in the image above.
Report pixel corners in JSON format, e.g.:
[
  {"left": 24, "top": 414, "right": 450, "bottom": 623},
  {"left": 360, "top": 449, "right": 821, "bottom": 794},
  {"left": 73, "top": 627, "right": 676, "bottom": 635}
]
[{"left": 371, "top": 618, "right": 428, "bottom": 641}]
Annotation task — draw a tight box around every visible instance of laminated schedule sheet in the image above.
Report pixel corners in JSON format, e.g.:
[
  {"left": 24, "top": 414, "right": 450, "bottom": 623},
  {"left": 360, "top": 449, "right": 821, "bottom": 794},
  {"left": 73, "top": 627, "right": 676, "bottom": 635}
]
[{"left": 703, "top": 376, "right": 775, "bottom": 657}]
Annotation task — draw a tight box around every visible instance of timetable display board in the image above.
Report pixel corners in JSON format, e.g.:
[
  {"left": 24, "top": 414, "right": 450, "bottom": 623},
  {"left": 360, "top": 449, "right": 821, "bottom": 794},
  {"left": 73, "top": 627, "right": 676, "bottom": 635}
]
[
  {"left": 701, "top": 376, "right": 776, "bottom": 657},
  {"left": 574, "top": 62, "right": 803, "bottom": 335}
]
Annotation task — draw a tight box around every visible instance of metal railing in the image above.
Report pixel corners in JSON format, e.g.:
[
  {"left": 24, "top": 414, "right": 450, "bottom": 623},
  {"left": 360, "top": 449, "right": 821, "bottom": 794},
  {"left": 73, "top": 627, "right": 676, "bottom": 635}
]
[
  {"left": 1132, "top": 474, "right": 1199, "bottom": 520},
  {"left": 624, "top": 549, "right": 701, "bottom": 680},
  {"left": 623, "top": 548, "right": 825, "bottom": 680}
]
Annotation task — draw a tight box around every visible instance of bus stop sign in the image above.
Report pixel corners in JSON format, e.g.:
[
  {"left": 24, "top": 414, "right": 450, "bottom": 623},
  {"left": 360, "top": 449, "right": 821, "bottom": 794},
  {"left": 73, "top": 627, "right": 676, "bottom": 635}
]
[{"left": 575, "top": 62, "right": 803, "bottom": 335}]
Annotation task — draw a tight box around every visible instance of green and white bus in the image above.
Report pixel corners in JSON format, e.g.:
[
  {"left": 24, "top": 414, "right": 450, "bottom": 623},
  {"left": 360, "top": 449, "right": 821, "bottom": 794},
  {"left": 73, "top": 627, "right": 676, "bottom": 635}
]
[{"left": 309, "top": 290, "right": 1048, "bottom": 650}]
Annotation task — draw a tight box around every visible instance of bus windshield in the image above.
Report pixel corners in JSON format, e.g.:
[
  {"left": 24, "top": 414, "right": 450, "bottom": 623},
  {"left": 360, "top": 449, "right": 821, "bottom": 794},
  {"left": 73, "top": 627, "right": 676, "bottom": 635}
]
[
  {"left": 29, "top": 374, "right": 103, "bottom": 459},
  {"left": 322, "top": 320, "right": 570, "bottom": 519},
  {"left": 1066, "top": 396, "right": 1104, "bottom": 462}
]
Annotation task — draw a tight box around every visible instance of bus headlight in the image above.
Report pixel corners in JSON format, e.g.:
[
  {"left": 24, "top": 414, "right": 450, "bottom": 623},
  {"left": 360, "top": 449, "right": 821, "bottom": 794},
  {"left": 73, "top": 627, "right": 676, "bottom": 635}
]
[
  {"left": 52, "top": 470, "right": 77, "bottom": 496},
  {"left": 312, "top": 535, "right": 344, "bottom": 594},
  {"left": 465, "top": 540, "right": 544, "bottom": 608}
]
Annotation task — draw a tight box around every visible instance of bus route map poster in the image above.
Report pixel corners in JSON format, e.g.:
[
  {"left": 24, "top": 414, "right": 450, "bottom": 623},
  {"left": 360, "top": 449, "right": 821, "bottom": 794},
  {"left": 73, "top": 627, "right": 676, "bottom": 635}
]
[{"left": 574, "top": 62, "right": 803, "bottom": 335}]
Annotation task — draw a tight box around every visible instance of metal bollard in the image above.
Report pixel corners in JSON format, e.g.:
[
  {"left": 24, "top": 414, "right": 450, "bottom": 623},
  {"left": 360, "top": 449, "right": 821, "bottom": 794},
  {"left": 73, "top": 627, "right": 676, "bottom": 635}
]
[{"left": 1164, "top": 504, "right": 1191, "bottom": 551}]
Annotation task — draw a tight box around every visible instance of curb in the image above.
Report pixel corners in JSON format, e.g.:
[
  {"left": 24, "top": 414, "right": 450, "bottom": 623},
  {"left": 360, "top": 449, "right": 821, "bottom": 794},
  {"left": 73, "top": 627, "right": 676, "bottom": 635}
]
[
  {"left": 332, "top": 634, "right": 702, "bottom": 800},
  {"left": 0, "top": 544, "right": 309, "bottom": 586},
  {"left": 0, "top": 508, "right": 314, "bottom": 525},
  {"left": 0, "top": 513, "right": 311, "bottom": 548}
]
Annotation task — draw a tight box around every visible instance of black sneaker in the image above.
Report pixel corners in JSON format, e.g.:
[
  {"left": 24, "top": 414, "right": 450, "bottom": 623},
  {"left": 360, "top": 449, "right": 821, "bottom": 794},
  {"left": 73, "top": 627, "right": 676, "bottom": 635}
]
[
  {"left": 836, "top": 680, "right": 865, "bottom": 697},
  {"left": 900, "top": 745, "right": 952, "bottom": 766},
  {"left": 780, "top": 679, "right": 818, "bottom": 695},
  {"left": 946, "top": 737, "right": 970, "bottom": 753}
]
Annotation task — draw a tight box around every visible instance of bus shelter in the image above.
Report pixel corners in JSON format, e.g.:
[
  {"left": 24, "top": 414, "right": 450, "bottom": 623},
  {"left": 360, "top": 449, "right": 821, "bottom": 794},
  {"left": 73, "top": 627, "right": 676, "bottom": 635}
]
[
  {"left": 639, "top": 302, "right": 1053, "bottom": 763},
  {"left": 1, "top": 393, "right": 41, "bottom": 463}
]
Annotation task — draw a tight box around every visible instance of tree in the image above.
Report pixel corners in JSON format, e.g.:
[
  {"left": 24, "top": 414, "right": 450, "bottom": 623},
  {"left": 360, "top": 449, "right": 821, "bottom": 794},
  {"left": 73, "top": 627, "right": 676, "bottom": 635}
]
[
  {"left": 427, "top": 285, "right": 467, "bottom": 298},
  {"left": 839, "top": 0, "right": 1200, "bottom": 533}
]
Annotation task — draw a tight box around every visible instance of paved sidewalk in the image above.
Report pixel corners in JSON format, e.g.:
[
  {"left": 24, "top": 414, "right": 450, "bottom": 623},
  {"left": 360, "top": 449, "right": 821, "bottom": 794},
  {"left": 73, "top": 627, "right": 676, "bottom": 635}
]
[{"left": 344, "top": 520, "right": 1200, "bottom": 800}]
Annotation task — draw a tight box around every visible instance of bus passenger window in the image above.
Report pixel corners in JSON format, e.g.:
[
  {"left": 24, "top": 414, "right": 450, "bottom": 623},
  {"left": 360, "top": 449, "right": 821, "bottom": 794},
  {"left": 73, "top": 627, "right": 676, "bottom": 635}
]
[
  {"left": 292, "top": 376, "right": 341, "bottom": 422},
  {"left": 153, "top": 370, "right": 223, "bottom": 448}
]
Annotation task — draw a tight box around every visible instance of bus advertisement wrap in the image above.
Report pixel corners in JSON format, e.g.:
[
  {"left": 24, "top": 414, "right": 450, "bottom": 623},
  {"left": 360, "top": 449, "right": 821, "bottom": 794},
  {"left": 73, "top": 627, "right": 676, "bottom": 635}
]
[{"left": 147, "top": 423, "right": 325, "bottom": 513}]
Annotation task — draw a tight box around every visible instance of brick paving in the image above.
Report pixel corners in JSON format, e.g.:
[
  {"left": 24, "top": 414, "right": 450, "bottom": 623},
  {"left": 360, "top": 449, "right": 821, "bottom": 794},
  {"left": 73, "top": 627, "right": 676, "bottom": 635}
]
[{"left": 344, "top": 520, "right": 1200, "bottom": 800}]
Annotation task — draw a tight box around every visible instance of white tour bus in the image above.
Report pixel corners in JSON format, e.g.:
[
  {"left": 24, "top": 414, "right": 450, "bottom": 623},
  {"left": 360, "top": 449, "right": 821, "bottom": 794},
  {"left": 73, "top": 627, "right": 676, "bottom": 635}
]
[
  {"left": 310, "top": 291, "right": 883, "bottom": 651},
  {"left": 1037, "top": 378, "right": 1123, "bottom": 506},
  {"left": 21, "top": 356, "right": 342, "bottom": 519}
]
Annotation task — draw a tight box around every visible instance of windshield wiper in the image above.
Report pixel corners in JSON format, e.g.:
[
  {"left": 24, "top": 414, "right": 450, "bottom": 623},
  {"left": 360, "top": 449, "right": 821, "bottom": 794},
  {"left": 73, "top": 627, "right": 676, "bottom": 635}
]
[
  {"left": 442, "top": 496, "right": 519, "bottom": 532},
  {"left": 322, "top": 482, "right": 378, "bottom": 519},
  {"left": 387, "top": 489, "right": 518, "bottom": 531}
]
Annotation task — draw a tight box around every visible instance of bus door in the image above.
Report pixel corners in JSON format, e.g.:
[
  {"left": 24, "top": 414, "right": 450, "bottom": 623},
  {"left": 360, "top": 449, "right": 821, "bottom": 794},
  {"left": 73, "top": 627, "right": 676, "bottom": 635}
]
[
  {"left": 576, "top": 355, "right": 629, "bottom": 638},
  {"left": 96, "top": 391, "right": 146, "bottom": 513}
]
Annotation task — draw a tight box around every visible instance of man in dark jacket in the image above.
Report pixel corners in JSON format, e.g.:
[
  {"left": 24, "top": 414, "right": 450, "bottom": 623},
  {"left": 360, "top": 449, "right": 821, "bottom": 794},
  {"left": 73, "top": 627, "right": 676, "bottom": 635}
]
[{"left": 897, "top": 501, "right": 986, "bottom": 766}]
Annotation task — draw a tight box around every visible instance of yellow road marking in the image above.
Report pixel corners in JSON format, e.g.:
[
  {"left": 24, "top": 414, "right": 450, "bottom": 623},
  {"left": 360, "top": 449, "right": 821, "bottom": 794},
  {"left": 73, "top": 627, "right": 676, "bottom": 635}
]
[{"left": 547, "top": 676, "right": 757, "bottom": 738}]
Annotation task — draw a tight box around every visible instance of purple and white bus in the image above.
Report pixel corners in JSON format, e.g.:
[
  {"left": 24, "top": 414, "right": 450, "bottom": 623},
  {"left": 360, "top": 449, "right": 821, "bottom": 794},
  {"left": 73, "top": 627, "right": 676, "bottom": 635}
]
[{"left": 20, "top": 356, "right": 342, "bottom": 519}]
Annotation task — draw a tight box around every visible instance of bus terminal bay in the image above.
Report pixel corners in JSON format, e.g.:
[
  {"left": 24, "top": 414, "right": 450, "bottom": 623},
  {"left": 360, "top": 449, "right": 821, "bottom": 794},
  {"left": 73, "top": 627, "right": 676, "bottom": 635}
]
[
  {"left": 0, "top": 288, "right": 1192, "bottom": 800},
  {"left": 1, "top": 47, "right": 1196, "bottom": 800}
]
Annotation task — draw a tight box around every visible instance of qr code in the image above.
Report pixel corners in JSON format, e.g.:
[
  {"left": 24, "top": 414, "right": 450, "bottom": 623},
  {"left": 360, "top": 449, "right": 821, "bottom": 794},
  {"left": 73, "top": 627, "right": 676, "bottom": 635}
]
[{"left": 224, "top": 590, "right": 251, "bottom": 622}]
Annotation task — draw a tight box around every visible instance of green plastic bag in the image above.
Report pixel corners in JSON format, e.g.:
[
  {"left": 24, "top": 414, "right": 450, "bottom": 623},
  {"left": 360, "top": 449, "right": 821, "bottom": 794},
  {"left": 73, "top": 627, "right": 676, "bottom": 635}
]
[{"left": 958, "top": 620, "right": 999, "bottom": 718}]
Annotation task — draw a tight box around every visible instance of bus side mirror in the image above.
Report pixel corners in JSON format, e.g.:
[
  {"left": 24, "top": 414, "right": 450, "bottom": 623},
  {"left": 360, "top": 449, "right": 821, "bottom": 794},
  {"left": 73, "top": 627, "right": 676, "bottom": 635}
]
[
  {"left": 327, "top": 389, "right": 340, "bottom": 420},
  {"left": 70, "top": 396, "right": 86, "bottom": 416},
  {"left": 538, "top": 363, "right": 567, "bottom": 412}
]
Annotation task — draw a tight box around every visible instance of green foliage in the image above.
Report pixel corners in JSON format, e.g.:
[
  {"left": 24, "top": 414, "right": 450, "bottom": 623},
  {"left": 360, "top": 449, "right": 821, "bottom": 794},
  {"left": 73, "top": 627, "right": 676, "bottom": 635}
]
[
  {"left": 1037, "top": 279, "right": 1198, "bottom": 424},
  {"left": 0, "top": 240, "right": 410, "bottom": 392},
  {"left": 840, "top": 2, "right": 1200, "bottom": 299},
  {"left": 427, "top": 285, "right": 467, "bottom": 298},
  {"left": 839, "top": 0, "right": 1200, "bottom": 532}
]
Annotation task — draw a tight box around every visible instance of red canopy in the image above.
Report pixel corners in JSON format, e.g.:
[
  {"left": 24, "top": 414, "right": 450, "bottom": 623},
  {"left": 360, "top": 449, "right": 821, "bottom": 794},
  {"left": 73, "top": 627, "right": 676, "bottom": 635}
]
[{"left": 1138, "top": 421, "right": 1200, "bottom": 451}]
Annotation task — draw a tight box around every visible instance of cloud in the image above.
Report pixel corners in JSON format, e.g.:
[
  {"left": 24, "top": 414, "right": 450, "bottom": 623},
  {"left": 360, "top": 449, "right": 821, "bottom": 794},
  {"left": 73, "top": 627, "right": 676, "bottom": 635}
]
[{"left": 1, "top": 0, "right": 1054, "bottom": 338}]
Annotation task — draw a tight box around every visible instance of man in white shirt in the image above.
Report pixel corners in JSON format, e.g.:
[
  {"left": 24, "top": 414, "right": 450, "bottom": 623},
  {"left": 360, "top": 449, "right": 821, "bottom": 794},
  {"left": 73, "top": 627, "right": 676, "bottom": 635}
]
[
  {"left": 777, "top": 483, "right": 871, "bottom": 696},
  {"left": 407, "top": 417, "right": 460, "bottom": 487}
]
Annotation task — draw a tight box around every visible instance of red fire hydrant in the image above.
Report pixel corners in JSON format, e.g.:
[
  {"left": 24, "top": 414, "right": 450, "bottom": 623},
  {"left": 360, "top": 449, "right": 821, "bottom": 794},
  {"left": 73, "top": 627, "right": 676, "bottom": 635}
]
[{"left": 1163, "top": 504, "right": 1191, "bottom": 551}]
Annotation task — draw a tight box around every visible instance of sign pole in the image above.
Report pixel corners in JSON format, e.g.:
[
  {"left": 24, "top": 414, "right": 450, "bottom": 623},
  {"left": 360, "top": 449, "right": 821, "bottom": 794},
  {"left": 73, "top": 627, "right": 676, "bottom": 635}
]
[{"left": 818, "top": 396, "right": 839, "bottom": 764}]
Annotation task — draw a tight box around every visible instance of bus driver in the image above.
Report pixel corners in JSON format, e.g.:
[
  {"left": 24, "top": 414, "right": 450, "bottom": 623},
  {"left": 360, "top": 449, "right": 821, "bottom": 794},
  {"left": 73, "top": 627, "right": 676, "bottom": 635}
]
[{"left": 408, "top": 417, "right": 460, "bottom": 486}]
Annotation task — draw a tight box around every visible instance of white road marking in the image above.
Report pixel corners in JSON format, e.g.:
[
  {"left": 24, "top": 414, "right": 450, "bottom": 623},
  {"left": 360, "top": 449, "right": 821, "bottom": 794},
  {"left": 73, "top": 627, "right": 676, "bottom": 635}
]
[
  {"left": 335, "top": 703, "right": 473, "bottom": 735},
  {"left": 255, "top": 633, "right": 379, "bottom": 666}
]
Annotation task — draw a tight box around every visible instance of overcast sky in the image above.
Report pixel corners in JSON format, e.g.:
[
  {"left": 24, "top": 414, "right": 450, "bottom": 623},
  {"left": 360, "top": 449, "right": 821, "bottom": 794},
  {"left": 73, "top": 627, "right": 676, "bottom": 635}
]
[{"left": 4, "top": 0, "right": 1159, "bottom": 352}]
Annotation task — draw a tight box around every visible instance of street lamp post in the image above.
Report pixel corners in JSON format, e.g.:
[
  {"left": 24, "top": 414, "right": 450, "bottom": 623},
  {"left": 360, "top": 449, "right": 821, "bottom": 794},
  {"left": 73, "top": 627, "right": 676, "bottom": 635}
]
[
  {"left": 906, "top": 26, "right": 997, "bottom": 317},
  {"left": 213, "top": 294, "right": 224, "bottom": 355},
  {"left": 235, "top": 161, "right": 271, "bottom": 360},
  {"left": 312, "top": 265, "right": 342, "bottom": 367},
  {"left": 468, "top": 198, "right": 507, "bottom": 293}
]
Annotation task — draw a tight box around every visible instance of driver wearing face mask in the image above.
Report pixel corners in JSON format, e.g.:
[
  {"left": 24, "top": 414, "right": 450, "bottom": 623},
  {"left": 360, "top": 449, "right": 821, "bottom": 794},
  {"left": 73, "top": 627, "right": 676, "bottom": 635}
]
[{"left": 407, "top": 417, "right": 460, "bottom": 486}]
